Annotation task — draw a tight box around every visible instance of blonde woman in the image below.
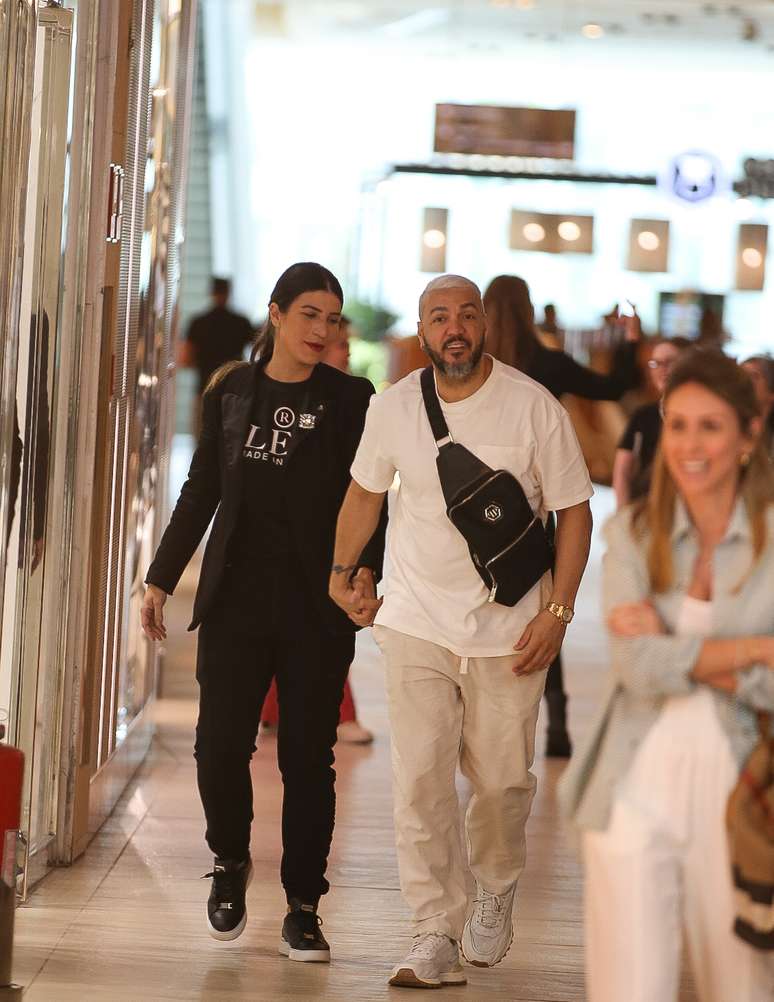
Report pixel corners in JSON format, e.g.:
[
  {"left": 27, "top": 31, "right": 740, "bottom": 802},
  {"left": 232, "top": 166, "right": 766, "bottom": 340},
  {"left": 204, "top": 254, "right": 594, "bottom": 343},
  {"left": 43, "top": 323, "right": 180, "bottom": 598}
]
[{"left": 559, "top": 350, "right": 774, "bottom": 1002}]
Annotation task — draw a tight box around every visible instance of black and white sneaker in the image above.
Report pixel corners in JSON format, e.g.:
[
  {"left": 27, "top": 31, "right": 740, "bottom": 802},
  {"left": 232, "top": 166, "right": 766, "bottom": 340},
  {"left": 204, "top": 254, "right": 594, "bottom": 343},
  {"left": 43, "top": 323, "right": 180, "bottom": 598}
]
[
  {"left": 279, "top": 899, "right": 331, "bottom": 963},
  {"left": 203, "top": 857, "right": 253, "bottom": 941}
]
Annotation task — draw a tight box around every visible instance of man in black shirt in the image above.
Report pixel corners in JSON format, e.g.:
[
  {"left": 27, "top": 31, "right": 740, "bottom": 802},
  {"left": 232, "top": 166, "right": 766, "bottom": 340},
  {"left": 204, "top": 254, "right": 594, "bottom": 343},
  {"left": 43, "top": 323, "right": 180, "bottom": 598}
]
[{"left": 183, "top": 276, "right": 254, "bottom": 395}]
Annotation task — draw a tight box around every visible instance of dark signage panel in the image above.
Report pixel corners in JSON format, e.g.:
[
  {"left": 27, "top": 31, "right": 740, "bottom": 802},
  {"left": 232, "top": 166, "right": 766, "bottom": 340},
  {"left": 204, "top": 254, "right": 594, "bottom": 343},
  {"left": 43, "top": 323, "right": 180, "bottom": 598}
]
[{"left": 434, "top": 103, "right": 576, "bottom": 159}]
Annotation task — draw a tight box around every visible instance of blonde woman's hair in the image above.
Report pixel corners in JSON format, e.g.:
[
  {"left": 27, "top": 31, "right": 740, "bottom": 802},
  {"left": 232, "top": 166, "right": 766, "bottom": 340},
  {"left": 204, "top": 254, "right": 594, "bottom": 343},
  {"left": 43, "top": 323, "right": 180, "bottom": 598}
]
[{"left": 633, "top": 349, "right": 774, "bottom": 592}]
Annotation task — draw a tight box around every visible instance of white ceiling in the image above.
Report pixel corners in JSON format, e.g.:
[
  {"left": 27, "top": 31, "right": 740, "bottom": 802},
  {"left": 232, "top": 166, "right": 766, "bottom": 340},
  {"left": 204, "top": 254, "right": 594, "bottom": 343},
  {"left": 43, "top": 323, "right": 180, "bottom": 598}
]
[{"left": 255, "top": 1, "right": 774, "bottom": 52}]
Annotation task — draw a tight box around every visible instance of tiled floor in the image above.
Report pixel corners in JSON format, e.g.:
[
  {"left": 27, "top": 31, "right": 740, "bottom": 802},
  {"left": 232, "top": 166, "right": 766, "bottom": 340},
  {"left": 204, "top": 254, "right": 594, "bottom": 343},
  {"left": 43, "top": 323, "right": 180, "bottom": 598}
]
[{"left": 10, "top": 488, "right": 698, "bottom": 999}]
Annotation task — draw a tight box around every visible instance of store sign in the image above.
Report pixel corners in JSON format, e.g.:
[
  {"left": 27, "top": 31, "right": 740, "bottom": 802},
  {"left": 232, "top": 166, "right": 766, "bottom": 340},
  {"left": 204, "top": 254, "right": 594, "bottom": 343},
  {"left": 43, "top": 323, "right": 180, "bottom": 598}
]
[
  {"left": 434, "top": 103, "right": 575, "bottom": 159},
  {"left": 661, "top": 151, "right": 724, "bottom": 203}
]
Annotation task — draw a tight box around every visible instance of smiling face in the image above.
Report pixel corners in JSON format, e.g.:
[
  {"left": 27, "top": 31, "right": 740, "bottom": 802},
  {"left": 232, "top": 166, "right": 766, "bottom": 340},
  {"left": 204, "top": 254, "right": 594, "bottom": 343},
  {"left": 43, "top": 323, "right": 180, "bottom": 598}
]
[
  {"left": 661, "top": 381, "right": 758, "bottom": 504},
  {"left": 269, "top": 290, "right": 342, "bottom": 369},
  {"left": 418, "top": 286, "right": 486, "bottom": 381}
]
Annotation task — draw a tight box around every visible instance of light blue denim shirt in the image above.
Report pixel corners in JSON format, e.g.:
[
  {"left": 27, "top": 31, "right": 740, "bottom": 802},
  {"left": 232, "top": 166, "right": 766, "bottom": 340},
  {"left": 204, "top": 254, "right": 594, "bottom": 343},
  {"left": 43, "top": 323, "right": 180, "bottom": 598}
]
[{"left": 558, "top": 498, "right": 774, "bottom": 834}]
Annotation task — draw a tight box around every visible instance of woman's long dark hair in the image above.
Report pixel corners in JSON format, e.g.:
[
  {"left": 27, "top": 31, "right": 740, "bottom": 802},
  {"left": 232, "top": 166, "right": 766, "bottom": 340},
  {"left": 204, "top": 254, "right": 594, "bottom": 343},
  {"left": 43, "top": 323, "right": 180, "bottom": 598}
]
[
  {"left": 482, "top": 275, "right": 542, "bottom": 373},
  {"left": 251, "top": 262, "right": 344, "bottom": 362}
]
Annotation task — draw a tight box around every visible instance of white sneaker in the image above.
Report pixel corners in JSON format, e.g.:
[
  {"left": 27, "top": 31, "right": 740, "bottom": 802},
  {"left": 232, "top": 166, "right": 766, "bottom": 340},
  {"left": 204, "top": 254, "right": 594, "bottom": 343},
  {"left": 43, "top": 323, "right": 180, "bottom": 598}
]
[
  {"left": 389, "top": 932, "right": 467, "bottom": 988},
  {"left": 461, "top": 882, "right": 516, "bottom": 968},
  {"left": 336, "top": 720, "right": 374, "bottom": 745}
]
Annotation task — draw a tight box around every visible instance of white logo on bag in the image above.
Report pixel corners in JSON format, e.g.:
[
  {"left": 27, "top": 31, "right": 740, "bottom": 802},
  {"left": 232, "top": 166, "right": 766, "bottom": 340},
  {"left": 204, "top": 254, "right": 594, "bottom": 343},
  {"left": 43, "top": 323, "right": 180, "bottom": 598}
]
[{"left": 484, "top": 503, "right": 503, "bottom": 523}]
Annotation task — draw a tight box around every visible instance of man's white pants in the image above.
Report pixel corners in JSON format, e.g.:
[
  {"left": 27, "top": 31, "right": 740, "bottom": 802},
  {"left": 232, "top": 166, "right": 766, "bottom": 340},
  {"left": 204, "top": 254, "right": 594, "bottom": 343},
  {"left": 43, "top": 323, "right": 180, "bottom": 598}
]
[
  {"left": 583, "top": 690, "right": 774, "bottom": 1002},
  {"left": 374, "top": 625, "right": 546, "bottom": 941}
]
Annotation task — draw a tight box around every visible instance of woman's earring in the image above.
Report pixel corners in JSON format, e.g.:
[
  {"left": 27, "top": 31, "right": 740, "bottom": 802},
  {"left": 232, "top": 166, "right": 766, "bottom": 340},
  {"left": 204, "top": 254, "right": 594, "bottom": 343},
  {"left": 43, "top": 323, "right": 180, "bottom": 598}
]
[{"left": 740, "top": 452, "right": 751, "bottom": 468}]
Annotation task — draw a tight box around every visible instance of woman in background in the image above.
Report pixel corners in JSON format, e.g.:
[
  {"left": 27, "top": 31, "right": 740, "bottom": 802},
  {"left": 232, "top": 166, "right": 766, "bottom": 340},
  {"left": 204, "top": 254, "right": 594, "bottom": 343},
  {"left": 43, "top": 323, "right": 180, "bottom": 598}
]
[
  {"left": 613, "top": 335, "right": 691, "bottom": 507},
  {"left": 483, "top": 274, "right": 642, "bottom": 757},
  {"left": 559, "top": 350, "right": 774, "bottom": 1002}
]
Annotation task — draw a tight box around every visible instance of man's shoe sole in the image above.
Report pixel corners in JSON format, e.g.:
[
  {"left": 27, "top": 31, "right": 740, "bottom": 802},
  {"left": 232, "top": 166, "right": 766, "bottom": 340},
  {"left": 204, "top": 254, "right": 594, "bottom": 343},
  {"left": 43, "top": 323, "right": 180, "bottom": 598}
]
[
  {"left": 460, "top": 926, "right": 514, "bottom": 968},
  {"left": 278, "top": 940, "right": 331, "bottom": 963},
  {"left": 388, "top": 967, "right": 467, "bottom": 988}
]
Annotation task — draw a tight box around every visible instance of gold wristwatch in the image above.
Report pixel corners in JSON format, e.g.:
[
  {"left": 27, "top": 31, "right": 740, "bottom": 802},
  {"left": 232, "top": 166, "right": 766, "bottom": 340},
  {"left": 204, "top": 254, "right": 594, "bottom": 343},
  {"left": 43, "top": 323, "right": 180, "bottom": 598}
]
[{"left": 546, "top": 602, "right": 574, "bottom": 625}]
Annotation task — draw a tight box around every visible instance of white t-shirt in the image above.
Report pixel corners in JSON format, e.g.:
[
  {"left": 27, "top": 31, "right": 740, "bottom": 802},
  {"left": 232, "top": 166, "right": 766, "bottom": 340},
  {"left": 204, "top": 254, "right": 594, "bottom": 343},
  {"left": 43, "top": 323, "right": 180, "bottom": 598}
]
[{"left": 351, "top": 358, "right": 594, "bottom": 656}]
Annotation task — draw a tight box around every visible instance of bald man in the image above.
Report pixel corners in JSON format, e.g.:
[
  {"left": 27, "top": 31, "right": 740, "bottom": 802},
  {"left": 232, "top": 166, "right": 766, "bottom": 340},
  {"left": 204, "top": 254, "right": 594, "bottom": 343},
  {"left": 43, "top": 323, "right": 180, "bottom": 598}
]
[{"left": 329, "top": 275, "right": 593, "bottom": 988}]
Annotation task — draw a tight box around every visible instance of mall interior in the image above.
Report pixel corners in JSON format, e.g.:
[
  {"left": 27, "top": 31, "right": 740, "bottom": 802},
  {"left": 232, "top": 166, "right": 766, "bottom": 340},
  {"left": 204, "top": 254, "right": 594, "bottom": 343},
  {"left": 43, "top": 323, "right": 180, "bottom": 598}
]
[{"left": 1, "top": 1, "right": 773, "bottom": 999}]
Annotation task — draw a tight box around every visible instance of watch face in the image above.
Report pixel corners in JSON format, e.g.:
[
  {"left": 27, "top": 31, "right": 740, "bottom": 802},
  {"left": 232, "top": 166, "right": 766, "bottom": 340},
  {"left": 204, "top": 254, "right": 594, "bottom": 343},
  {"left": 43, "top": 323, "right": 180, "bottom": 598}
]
[{"left": 562, "top": 608, "right": 573, "bottom": 623}]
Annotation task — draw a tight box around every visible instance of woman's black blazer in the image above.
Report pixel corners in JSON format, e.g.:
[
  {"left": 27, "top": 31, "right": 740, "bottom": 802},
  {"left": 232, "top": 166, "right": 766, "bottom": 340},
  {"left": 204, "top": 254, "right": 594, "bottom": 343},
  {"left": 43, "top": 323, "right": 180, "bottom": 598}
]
[{"left": 145, "top": 359, "right": 387, "bottom": 633}]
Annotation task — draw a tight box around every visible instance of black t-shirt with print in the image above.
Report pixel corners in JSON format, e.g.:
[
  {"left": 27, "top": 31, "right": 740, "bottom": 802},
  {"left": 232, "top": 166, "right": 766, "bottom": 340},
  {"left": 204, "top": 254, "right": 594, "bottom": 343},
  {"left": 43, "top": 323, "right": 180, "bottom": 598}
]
[{"left": 228, "top": 372, "right": 321, "bottom": 597}]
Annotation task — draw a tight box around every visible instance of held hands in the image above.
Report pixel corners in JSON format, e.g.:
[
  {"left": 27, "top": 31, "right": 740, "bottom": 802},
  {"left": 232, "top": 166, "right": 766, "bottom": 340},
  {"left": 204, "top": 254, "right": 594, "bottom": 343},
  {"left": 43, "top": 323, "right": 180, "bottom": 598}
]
[
  {"left": 512, "top": 610, "right": 566, "bottom": 676},
  {"left": 607, "top": 600, "right": 665, "bottom": 638},
  {"left": 141, "top": 584, "right": 168, "bottom": 641},
  {"left": 329, "top": 567, "right": 383, "bottom": 628}
]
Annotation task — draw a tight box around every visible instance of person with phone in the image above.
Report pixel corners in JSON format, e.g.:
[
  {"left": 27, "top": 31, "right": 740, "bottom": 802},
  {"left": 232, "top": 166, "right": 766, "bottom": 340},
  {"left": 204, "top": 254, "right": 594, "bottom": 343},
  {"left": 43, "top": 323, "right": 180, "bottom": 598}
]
[
  {"left": 329, "top": 274, "right": 593, "bottom": 989},
  {"left": 482, "top": 275, "right": 642, "bottom": 758},
  {"left": 140, "top": 262, "right": 385, "bottom": 963}
]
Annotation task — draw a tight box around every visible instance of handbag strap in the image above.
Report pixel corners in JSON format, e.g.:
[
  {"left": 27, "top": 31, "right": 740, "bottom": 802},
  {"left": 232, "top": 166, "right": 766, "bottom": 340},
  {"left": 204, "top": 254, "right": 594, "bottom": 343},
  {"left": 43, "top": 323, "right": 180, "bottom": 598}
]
[{"left": 420, "top": 366, "right": 455, "bottom": 447}]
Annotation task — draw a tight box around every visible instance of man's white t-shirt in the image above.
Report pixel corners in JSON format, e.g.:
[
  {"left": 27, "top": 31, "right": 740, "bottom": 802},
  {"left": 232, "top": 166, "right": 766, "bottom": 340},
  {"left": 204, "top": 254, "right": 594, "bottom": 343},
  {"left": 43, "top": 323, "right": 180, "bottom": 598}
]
[{"left": 350, "top": 358, "right": 594, "bottom": 657}]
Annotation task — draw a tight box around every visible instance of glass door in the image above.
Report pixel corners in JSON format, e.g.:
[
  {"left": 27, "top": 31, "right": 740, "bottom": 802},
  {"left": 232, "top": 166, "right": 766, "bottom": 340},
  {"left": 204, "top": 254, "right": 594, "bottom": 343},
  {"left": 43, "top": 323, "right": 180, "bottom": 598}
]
[{"left": 0, "top": 3, "right": 75, "bottom": 897}]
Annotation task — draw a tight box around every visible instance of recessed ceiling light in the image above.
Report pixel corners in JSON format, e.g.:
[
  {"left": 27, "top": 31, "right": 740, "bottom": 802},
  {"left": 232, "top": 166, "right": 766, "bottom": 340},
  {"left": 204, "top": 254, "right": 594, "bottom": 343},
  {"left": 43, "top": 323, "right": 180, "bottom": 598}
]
[
  {"left": 423, "top": 229, "right": 447, "bottom": 249},
  {"left": 582, "top": 23, "right": 604, "bottom": 39},
  {"left": 558, "top": 221, "right": 581, "bottom": 241},
  {"left": 523, "top": 222, "right": 546, "bottom": 243},
  {"left": 516, "top": 0, "right": 535, "bottom": 9},
  {"left": 637, "top": 230, "right": 660, "bottom": 251},
  {"left": 742, "top": 247, "right": 763, "bottom": 268}
]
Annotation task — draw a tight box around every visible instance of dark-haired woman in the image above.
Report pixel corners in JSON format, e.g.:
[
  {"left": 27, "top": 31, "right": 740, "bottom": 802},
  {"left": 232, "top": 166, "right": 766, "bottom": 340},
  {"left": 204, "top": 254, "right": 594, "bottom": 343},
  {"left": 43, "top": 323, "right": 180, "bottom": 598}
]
[
  {"left": 141, "top": 263, "right": 385, "bottom": 962},
  {"left": 483, "top": 275, "right": 642, "bottom": 758}
]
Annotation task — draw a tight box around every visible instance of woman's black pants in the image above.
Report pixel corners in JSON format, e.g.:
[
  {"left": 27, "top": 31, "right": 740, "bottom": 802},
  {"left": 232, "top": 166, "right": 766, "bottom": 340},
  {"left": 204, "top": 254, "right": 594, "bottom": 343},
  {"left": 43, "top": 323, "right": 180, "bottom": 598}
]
[{"left": 194, "top": 593, "right": 353, "bottom": 904}]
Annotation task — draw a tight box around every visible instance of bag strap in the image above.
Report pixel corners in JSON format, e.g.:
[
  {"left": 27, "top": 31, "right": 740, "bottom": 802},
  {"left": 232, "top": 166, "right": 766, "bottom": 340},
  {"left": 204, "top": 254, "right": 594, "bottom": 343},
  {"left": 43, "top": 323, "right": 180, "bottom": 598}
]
[{"left": 420, "top": 366, "right": 454, "bottom": 447}]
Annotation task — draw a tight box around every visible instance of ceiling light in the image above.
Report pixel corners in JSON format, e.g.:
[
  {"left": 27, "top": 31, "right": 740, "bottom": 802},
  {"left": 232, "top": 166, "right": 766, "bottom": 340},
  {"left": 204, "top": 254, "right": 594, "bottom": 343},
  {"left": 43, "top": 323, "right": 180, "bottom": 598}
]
[
  {"left": 516, "top": 0, "right": 535, "bottom": 8},
  {"left": 558, "top": 221, "right": 581, "bottom": 242},
  {"left": 637, "top": 230, "right": 660, "bottom": 251},
  {"left": 742, "top": 247, "right": 763, "bottom": 268},
  {"left": 582, "top": 23, "right": 604, "bottom": 39},
  {"left": 423, "top": 229, "right": 447, "bottom": 249},
  {"left": 523, "top": 222, "right": 546, "bottom": 243}
]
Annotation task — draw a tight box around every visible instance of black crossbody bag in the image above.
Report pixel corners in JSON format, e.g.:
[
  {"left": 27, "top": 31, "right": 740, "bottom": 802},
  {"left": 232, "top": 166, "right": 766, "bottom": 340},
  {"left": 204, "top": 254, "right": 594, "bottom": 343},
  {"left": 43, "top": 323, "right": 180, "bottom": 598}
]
[{"left": 420, "top": 366, "right": 553, "bottom": 607}]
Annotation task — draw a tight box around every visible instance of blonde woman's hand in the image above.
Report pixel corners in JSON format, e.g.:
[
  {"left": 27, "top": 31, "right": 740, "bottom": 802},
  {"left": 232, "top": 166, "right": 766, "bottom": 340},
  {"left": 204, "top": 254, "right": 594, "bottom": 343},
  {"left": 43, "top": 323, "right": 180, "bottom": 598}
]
[
  {"left": 141, "top": 584, "right": 168, "bottom": 641},
  {"left": 608, "top": 601, "right": 664, "bottom": 638}
]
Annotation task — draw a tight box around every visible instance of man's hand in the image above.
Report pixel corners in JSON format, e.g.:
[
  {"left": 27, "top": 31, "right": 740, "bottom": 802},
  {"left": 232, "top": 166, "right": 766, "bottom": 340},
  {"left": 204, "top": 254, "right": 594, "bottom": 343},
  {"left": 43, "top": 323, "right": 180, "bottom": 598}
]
[
  {"left": 608, "top": 601, "right": 664, "bottom": 638},
  {"left": 512, "top": 610, "right": 565, "bottom": 676},
  {"left": 141, "top": 584, "right": 168, "bottom": 641},
  {"left": 329, "top": 567, "right": 382, "bottom": 627}
]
